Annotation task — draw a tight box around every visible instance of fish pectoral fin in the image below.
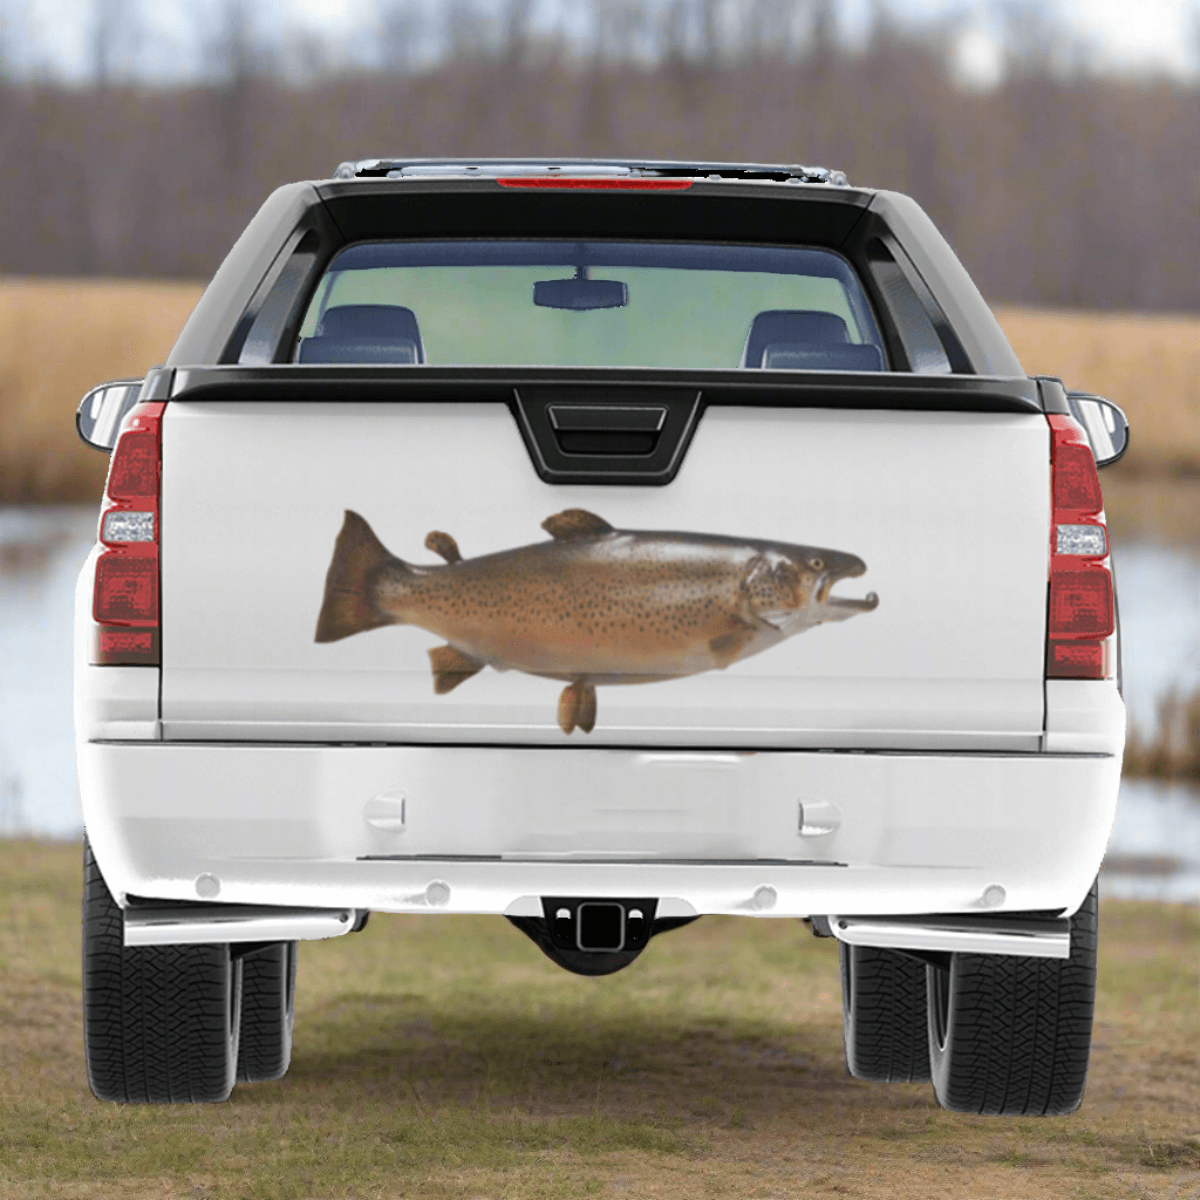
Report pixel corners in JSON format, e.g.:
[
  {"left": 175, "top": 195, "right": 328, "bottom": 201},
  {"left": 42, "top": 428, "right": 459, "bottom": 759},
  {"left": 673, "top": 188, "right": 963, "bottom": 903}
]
[
  {"left": 542, "top": 509, "right": 614, "bottom": 541},
  {"left": 428, "top": 645, "right": 485, "bottom": 694},
  {"left": 557, "top": 681, "right": 597, "bottom": 735},
  {"left": 709, "top": 627, "right": 757, "bottom": 669},
  {"left": 424, "top": 530, "right": 462, "bottom": 563}
]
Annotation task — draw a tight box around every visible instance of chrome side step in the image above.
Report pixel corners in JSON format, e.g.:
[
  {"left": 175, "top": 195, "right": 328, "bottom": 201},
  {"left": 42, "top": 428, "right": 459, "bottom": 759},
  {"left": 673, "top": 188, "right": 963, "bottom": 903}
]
[
  {"left": 830, "top": 913, "right": 1070, "bottom": 960},
  {"left": 124, "top": 904, "right": 358, "bottom": 947}
]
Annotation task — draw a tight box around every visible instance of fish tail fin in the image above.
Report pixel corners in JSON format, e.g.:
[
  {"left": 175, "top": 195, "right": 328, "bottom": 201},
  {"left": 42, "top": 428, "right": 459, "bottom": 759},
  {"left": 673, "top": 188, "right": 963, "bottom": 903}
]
[{"left": 315, "top": 511, "right": 407, "bottom": 643}]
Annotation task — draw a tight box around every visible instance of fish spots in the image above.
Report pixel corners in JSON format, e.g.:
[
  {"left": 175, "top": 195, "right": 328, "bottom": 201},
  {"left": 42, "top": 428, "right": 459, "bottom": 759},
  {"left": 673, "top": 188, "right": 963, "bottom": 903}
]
[{"left": 395, "top": 548, "right": 752, "bottom": 663}]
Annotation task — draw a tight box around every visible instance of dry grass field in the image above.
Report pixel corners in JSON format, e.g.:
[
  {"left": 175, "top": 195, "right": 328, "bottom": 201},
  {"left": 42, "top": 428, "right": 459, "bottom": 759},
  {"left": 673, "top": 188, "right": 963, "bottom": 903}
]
[
  {"left": 1124, "top": 688, "right": 1200, "bottom": 782},
  {"left": 993, "top": 305, "right": 1200, "bottom": 481},
  {"left": 1, "top": 839, "right": 1198, "bottom": 1200},
  {"left": 0, "top": 277, "right": 1198, "bottom": 528},
  {"left": 0, "top": 277, "right": 203, "bottom": 503}
]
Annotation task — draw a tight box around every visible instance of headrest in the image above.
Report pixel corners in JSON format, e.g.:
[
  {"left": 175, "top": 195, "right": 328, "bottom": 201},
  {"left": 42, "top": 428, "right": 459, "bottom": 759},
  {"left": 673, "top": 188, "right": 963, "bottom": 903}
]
[
  {"left": 740, "top": 310, "right": 851, "bottom": 368},
  {"left": 316, "top": 305, "right": 425, "bottom": 361},
  {"left": 761, "top": 343, "right": 885, "bottom": 372},
  {"left": 298, "top": 337, "right": 420, "bottom": 365}
]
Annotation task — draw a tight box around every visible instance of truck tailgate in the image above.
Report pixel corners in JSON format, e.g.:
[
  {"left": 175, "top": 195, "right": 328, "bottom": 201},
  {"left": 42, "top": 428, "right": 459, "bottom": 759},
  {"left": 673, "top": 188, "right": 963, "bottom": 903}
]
[{"left": 160, "top": 395, "right": 1049, "bottom": 749}]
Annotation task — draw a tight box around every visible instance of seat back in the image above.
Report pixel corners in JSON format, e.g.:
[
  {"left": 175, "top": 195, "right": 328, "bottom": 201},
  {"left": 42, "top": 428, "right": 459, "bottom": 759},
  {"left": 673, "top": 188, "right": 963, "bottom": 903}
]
[
  {"left": 298, "top": 337, "right": 420, "bottom": 364},
  {"left": 740, "top": 310, "right": 851, "bottom": 368},
  {"left": 761, "top": 343, "right": 884, "bottom": 372},
  {"left": 298, "top": 304, "right": 426, "bottom": 364}
]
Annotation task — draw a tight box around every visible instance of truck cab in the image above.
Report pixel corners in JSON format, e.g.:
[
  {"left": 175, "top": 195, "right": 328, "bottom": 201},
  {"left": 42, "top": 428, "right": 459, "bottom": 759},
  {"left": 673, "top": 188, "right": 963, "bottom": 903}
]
[{"left": 75, "top": 159, "right": 1127, "bottom": 1113}]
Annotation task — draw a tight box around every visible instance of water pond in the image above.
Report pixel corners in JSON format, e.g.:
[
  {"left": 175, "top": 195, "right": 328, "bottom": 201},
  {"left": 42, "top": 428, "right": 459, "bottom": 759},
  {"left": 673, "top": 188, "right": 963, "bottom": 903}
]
[{"left": 1, "top": 505, "right": 1197, "bottom": 903}]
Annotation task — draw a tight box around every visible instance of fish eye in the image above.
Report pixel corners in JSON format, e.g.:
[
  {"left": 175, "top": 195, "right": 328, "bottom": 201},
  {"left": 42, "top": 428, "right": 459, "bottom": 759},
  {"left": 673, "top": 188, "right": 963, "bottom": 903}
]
[{"left": 808, "top": 557, "right": 824, "bottom": 570}]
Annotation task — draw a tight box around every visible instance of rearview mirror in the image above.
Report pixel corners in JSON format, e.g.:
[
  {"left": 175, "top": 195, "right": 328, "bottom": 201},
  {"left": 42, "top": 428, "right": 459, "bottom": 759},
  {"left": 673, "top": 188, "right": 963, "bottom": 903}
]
[
  {"left": 76, "top": 381, "right": 143, "bottom": 452},
  {"left": 1066, "top": 392, "right": 1129, "bottom": 469},
  {"left": 533, "top": 277, "right": 628, "bottom": 311}
]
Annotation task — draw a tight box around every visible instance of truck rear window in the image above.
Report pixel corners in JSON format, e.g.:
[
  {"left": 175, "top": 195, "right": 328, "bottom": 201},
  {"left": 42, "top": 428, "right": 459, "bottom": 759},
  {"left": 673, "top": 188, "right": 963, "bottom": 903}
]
[{"left": 295, "top": 241, "right": 886, "bottom": 371}]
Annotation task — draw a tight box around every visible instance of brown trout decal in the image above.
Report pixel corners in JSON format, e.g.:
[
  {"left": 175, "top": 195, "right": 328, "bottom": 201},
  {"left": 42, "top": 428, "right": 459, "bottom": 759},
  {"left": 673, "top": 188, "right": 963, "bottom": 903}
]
[{"left": 315, "top": 509, "right": 878, "bottom": 734}]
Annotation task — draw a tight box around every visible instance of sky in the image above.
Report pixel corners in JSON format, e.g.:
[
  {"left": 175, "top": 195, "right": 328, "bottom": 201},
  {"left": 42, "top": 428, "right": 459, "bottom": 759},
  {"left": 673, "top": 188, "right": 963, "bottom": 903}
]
[
  {"left": 928, "top": 0, "right": 1200, "bottom": 86},
  {"left": 5, "top": 0, "right": 1198, "bottom": 87}
]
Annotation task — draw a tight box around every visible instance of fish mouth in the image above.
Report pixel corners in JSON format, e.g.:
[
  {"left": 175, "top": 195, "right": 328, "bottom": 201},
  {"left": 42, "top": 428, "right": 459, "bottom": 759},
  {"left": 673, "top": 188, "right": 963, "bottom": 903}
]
[
  {"left": 815, "top": 560, "right": 866, "bottom": 606},
  {"left": 815, "top": 560, "right": 874, "bottom": 612},
  {"left": 822, "top": 589, "right": 880, "bottom": 614}
]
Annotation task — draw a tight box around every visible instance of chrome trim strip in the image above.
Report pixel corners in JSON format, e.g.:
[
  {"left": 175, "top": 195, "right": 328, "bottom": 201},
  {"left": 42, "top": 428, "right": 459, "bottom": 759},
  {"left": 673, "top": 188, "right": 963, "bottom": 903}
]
[
  {"left": 123, "top": 904, "right": 357, "bottom": 947},
  {"left": 830, "top": 914, "right": 1070, "bottom": 960},
  {"left": 89, "top": 738, "right": 1114, "bottom": 759}
]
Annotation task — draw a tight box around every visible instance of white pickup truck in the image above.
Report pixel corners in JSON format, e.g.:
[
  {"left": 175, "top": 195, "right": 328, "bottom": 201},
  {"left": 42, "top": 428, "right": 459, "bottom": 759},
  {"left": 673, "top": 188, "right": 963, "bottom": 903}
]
[{"left": 75, "top": 159, "right": 1128, "bottom": 1113}]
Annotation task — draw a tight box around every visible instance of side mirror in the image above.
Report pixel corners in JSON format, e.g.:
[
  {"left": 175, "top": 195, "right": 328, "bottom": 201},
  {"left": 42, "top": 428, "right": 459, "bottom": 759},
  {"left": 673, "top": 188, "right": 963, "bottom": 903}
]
[
  {"left": 1066, "top": 392, "right": 1129, "bottom": 469},
  {"left": 76, "top": 381, "right": 143, "bottom": 452}
]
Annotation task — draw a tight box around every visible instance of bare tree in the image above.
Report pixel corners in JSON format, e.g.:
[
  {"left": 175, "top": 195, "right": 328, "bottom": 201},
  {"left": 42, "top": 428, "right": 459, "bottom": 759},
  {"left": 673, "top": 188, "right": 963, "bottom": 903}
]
[
  {"left": 0, "top": 0, "right": 1195, "bottom": 313},
  {"left": 204, "top": 0, "right": 262, "bottom": 176},
  {"left": 499, "top": 0, "right": 536, "bottom": 68},
  {"left": 741, "top": 0, "right": 806, "bottom": 65},
  {"left": 90, "top": 0, "right": 138, "bottom": 88},
  {"left": 589, "top": 0, "right": 649, "bottom": 63},
  {"left": 993, "top": 0, "right": 1087, "bottom": 79},
  {"left": 1187, "top": 0, "right": 1200, "bottom": 76},
  {"left": 440, "top": 0, "right": 492, "bottom": 63},
  {"left": 377, "top": 0, "right": 430, "bottom": 72}
]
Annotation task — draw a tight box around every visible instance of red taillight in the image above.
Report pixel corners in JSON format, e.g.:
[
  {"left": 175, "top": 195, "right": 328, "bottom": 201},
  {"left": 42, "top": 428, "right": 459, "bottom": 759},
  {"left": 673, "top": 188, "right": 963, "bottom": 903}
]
[
  {"left": 1053, "top": 442, "right": 1102, "bottom": 511},
  {"left": 106, "top": 429, "right": 158, "bottom": 498},
  {"left": 1046, "top": 414, "right": 1112, "bottom": 680},
  {"left": 1047, "top": 640, "right": 1106, "bottom": 679},
  {"left": 92, "top": 402, "right": 163, "bottom": 666},
  {"left": 94, "top": 555, "right": 157, "bottom": 621},
  {"left": 496, "top": 177, "right": 693, "bottom": 190},
  {"left": 1048, "top": 570, "right": 1113, "bottom": 637}
]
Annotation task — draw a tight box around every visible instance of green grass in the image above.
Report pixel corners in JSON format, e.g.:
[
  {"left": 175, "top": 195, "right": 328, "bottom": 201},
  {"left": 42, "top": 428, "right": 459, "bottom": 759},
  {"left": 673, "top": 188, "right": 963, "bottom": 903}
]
[{"left": 1, "top": 839, "right": 1198, "bottom": 1199}]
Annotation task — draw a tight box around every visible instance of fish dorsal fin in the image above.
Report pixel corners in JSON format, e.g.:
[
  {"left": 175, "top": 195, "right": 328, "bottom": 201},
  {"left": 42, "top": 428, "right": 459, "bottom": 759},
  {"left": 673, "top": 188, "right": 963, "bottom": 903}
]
[
  {"left": 542, "top": 509, "right": 614, "bottom": 540},
  {"left": 424, "top": 531, "right": 462, "bottom": 563}
]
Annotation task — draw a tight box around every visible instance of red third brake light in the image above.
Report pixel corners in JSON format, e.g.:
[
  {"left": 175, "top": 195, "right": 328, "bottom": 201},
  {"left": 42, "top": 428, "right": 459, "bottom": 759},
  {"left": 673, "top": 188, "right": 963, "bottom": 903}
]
[
  {"left": 1046, "top": 414, "right": 1113, "bottom": 680},
  {"left": 92, "top": 402, "right": 163, "bottom": 666}
]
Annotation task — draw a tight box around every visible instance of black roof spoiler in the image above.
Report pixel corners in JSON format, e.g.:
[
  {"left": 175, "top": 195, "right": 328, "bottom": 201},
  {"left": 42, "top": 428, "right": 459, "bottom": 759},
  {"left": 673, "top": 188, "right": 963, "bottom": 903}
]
[{"left": 331, "top": 158, "right": 851, "bottom": 187}]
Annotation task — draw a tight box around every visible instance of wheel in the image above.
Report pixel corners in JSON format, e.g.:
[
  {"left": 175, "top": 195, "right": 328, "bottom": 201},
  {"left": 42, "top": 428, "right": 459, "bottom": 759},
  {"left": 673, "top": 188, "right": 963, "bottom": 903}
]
[
  {"left": 840, "top": 942, "right": 931, "bottom": 1082},
  {"left": 927, "top": 879, "right": 1098, "bottom": 1115},
  {"left": 82, "top": 836, "right": 242, "bottom": 1103},
  {"left": 236, "top": 942, "right": 297, "bottom": 1083}
]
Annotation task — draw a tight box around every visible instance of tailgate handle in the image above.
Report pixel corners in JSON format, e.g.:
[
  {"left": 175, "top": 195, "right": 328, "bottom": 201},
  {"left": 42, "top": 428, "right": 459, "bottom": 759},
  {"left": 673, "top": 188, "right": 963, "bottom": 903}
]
[
  {"left": 548, "top": 404, "right": 667, "bottom": 457},
  {"left": 514, "top": 388, "right": 702, "bottom": 485}
]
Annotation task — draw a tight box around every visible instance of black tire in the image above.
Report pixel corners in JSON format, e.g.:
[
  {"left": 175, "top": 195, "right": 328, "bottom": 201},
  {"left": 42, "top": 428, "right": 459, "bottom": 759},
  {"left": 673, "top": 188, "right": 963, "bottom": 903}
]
[
  {"left": 927, "top": 879, "right": 1098, "bottom": 1115},
  {"left": 82, "top": 837, "right": 242, "bottom": 1103},
  {"left": 236, "top": 942, "right": 297, "bottom": 1083},
  {"left": 840, "top": 942, "right": 932, "bottom": 1082}
]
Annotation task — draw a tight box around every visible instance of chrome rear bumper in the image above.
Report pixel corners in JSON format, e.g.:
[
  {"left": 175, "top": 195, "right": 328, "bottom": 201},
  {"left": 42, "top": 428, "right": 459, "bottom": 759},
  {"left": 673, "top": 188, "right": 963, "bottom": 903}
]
[
  {"left": 831, "top": 913, "right": 1071, "bottom": 959},
  {"left": 123, "top": 902, "right": 360, "bottom": 947}
]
